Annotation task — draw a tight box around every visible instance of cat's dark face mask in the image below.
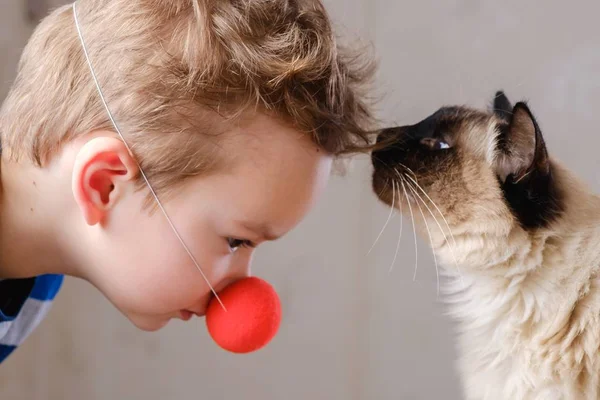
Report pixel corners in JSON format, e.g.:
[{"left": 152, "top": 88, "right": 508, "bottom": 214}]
[
  {"left": 371, "top": 91, "right": 564, "bottom": 232},
  {"left": 372, "top": 106, "right": 465, "bottom": 180}
]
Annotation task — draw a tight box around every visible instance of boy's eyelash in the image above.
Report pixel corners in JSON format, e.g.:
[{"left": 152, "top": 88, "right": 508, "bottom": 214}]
[{"left": 227, "top": 237, "right": 255, "bottom": 251}]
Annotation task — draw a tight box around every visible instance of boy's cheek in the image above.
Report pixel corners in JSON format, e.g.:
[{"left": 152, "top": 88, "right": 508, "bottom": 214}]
[
  {"left": 99, "top": 243, "right": 227, "bottom": 317},
  {"left": 96, "top": 191, "right": 227, "bottom": 320}
]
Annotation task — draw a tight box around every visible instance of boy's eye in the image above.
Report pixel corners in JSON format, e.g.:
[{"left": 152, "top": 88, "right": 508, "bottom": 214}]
[{"left": 227, "top": 238, "right": 254, "bottom": 252}]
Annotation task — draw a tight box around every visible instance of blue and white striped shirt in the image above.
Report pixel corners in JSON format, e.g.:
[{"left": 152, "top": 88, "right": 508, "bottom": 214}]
[{"left": 0, "top": 274, "right": 63, "bottom": 363}]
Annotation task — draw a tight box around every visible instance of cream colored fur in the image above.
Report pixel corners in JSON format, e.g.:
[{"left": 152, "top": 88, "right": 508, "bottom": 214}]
[
  {"left": 418, "top": 148, "right": 600, "bottom": 399},
  {"left": 433, "top": 163, "right": 600, "bottom": 399}
]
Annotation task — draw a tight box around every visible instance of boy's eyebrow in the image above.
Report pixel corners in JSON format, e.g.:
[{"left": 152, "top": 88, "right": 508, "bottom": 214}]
[{"left": 240, "top": 222, "right": 279, "bottom": 241}]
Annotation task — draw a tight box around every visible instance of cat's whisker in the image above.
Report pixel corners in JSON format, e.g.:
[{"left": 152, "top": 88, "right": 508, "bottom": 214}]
[
  {"left": 375, "top": 176, "right": 389, "bottom": 199},
  {"left": 400, "top": 170, "right": 465, "bottom": 289},
  {"left": 405, "top": 180, "right": 440, "bottom": 297},
  {"left": 397, "top": 178, "right": 418, "bottom": 278},
  {"left": 398, "top": 163, "right": 417, "bottom": 180},
  {"left": 398, "top": 180, "right": 403, "bottom": 250},
  {"left": 406, "top": 174, "right": 455, "bottom": 245},
  {"left": 400, "top": 167, "right": 458, "bottom": 249},
  {"left": 388, "top": 179, "right": 404, "bottom": 275},
  {"left": 367, "top": 180, "right": 396, "bottom": 256},
  {"left": 514, "top": 170, "right": 532, "bottom": 184},
  {"left": 400, "top": 168, "right": 456, "bottom": 246}
]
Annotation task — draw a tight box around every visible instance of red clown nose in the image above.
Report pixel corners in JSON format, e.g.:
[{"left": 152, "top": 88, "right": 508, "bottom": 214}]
[{"left": 205, "top": 277, "right": 282, "bottom": 354}]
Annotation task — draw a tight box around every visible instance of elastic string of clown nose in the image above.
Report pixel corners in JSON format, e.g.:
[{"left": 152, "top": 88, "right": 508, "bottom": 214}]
[{"left": 72, "top": 1, "right": 226, "bottom": 312}]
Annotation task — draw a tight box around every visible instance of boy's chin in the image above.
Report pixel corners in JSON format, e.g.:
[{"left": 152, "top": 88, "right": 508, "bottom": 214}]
[{"left": 127, "top": 313, "right": 171, "bottom": 332}]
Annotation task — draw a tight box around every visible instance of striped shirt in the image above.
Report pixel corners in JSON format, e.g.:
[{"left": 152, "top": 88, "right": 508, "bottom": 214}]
[{"left": 0, "top": 274, "right": 63, "bottom": 363}]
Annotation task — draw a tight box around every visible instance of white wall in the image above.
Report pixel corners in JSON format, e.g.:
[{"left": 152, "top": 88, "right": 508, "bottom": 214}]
[{"left": 1, "top": 1, "right": 600, "bottom": 399}]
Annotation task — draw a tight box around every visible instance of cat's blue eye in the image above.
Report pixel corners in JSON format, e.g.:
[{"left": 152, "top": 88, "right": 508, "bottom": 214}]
[{"left": 419, "top": 137, "right": 451, "bottom": 150}]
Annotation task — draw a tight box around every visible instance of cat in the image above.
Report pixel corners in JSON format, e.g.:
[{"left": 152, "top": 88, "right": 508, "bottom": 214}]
[{"left": 370, "top": 91, "right": 600, "bottom": 399}]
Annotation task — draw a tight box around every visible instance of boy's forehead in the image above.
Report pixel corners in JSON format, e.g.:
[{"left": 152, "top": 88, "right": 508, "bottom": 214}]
[
  {"left": 200, "top": 114, "right": 331, "bottom": 230},
  {"left": 220, "top": 113, "right": 320, "bottom": 164}
]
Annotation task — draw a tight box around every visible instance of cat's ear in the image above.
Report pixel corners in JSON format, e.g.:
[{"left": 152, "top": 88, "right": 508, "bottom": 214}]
[
  {"left": 495, "top": 102, "right": 562, "bottom": 229},
  {"left": 492, "top": 90, "right": 513, "bottom": 121},
  {"left": 494, "top": 102, "right": 549, "bottom": 182}
]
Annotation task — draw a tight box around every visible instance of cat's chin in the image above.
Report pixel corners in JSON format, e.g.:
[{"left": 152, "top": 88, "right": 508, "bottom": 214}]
[{"left": 371, "top": 170, "right": 396, "bottom": 208}]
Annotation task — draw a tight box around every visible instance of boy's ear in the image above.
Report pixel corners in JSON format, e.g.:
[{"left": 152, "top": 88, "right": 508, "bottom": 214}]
[{"left": 72, "top": 136, "right": 139, "bottom": 225}]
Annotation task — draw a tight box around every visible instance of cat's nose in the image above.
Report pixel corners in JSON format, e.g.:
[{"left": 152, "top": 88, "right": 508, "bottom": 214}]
[{"left": 372, "top": 126, "right": 407, "bottom": 168}]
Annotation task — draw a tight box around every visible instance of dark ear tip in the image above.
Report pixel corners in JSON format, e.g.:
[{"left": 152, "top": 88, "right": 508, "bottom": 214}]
[
  {"left": 493, "top": 90, "right": 511, "bottom": 107},
  {"left": 492, "top": 90, "right": 513, "bottom": 120},
  {"left": 513, "top": 101, "right": 533, "bottom": 116},
  {"left": 494, "top": 90, "right": 509, "bottom": 101}
]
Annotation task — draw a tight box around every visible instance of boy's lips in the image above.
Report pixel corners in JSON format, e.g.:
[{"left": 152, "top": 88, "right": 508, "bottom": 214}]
[
  {"left": 179, "top": 307, "right": 207, "bottom": 321},
  {"left": 177, "top": 296, "right": 211, "bottom": 320},
  {"left": 179, "top": 310, "right": 194, "bottom": 321}
]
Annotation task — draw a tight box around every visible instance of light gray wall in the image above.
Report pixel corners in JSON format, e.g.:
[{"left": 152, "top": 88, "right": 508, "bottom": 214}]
[{"left": 1, "top": 1, "right": 599, "bottom": 399}]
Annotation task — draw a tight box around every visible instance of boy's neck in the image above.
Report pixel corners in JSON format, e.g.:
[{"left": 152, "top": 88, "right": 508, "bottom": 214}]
[{"left": 0, "top": 157, "right": 79, "bottom": 279}]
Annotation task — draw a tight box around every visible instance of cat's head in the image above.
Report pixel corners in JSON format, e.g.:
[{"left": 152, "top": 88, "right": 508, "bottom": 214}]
[{"left": 371, "top": 91, "right": 564, "bottom": 233}]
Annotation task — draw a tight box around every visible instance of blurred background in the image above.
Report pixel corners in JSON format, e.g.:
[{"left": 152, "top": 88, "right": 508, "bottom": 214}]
[{"left": 1, "top": 0, "right": 599, "bottom": 399}]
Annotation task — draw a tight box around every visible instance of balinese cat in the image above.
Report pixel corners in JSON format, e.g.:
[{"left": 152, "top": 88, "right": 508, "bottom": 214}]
[{"left": 371, "top": 91, "right": 600, "bottom": 399}]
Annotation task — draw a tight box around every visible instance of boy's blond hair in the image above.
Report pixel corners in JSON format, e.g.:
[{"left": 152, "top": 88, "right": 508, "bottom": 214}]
[{"left": 0, "top": 0, "right": 376, "bottom": 196}]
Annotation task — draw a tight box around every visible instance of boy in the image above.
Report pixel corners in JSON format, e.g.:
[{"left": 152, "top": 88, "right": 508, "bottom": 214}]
[{"left": 0, "top": 0, "right": 376, "bottom": 364}]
